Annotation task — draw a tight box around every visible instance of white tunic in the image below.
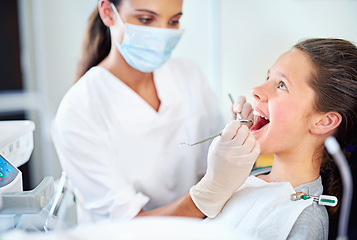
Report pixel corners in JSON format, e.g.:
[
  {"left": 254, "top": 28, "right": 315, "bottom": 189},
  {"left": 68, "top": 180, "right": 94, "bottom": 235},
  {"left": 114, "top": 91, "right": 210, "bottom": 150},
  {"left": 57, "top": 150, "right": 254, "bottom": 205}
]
[{"left": 51, "top": 58, "right": 224, "bottom": 224}]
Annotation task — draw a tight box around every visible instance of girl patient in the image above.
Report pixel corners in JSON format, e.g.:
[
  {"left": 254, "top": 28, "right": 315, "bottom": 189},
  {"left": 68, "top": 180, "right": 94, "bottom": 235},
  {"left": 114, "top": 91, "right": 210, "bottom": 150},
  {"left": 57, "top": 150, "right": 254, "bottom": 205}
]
[{"left": 192, "top": 38, "right": 357, "bottom": 239}]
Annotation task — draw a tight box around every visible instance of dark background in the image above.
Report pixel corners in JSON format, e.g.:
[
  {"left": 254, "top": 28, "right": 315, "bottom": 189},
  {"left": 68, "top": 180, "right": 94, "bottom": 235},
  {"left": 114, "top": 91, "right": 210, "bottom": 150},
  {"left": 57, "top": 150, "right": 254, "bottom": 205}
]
[{"left": 0, "top": 0, "right": 31, "bottom": 190}]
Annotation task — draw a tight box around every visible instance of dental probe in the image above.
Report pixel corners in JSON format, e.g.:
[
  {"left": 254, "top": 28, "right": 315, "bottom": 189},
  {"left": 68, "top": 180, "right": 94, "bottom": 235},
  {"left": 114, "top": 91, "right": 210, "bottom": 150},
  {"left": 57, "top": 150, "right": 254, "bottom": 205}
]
[
  {"left": 179, "top": 119, "right": 253, "bottom": 147},
  {"left": 179, "top": 94, "right": 253, "bottom": 147}
]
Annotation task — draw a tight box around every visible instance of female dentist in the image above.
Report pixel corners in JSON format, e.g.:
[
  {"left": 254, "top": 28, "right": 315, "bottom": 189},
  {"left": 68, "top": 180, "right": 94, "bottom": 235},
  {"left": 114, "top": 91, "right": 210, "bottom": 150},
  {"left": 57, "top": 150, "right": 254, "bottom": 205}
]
[{"left": 51, "top": 0, "right": 237, "bottom": 224}]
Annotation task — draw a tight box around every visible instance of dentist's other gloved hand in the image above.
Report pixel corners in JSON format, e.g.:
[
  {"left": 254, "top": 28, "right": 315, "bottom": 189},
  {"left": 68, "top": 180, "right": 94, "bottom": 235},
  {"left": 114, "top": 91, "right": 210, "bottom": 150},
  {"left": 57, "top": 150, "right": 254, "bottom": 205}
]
[{"left": 190, "top": 120, "right": 260, "bottom": 218}]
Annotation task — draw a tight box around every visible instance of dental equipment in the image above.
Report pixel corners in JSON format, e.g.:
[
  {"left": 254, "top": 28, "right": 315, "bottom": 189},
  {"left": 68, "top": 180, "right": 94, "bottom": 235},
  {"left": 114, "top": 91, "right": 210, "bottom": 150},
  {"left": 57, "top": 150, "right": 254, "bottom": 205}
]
[
  {"left": 179, "top": 94, "right": 253, "bottom": 147},
  {"left": 325, "top": 136, "right": 353, "bottom": 240},
  {"left": 179, "top": 119, "right": 253, "bottom": 147},
  {"left": 0, "top": 121, "right": 54, "bottom": 233},
  {"left": 43, "top": 172, "right": 68, "bottom": 232},
  {"left": 291, "top": 192, "right": 338, "bottom": 207}
]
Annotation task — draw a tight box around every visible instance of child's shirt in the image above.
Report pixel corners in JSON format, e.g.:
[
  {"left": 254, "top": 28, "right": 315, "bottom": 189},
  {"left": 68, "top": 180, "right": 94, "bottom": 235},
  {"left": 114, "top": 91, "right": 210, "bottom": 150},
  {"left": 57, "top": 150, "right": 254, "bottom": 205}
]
[{"left": 205, "top": 168, "right": 329, "bottom": 240}]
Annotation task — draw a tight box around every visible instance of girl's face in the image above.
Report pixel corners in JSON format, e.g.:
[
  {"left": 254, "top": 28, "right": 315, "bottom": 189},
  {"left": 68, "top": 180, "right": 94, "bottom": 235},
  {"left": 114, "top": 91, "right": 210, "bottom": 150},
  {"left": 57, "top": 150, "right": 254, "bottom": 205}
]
[
  {"left": 250, "top": 48, "right": 318, "bottom": 155},
  {"left": 118, "top": 0, "right": 183, "bottom": 29}
]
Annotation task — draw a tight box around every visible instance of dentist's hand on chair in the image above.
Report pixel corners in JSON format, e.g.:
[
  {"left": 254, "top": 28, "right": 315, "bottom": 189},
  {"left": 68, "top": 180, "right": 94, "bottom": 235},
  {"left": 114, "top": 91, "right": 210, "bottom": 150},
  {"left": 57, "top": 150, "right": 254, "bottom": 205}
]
[{"left": 190, "top": 120, "right": 260, "bottom": 218}]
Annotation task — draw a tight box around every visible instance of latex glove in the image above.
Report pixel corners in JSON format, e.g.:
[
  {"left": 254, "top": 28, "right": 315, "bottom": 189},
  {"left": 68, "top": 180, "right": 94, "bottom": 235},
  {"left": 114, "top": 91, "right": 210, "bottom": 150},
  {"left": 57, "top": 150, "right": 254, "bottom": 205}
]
[
  {"left": 190, "top": 120, "right": 260, "bottom": 218},
  {"left": 231, "top": 96, "right": 254, "bottom": 128}
]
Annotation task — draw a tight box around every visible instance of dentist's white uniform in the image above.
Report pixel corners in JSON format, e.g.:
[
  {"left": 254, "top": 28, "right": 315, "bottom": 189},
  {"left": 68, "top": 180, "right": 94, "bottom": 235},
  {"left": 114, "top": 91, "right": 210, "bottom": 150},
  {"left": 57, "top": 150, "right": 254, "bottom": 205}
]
[{"left": 52, "top": 58, "right": 224, "bottom": 224}]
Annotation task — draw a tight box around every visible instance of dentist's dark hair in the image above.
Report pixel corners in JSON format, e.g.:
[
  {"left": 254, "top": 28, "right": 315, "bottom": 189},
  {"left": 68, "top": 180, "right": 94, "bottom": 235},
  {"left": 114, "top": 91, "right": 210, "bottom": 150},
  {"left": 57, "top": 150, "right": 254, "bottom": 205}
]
[
  {"left": 75, "top": 0, "right": 122, "bottom": 82},
  {"left": 294, "top": 38, "right": 357, "bottom": 239}
]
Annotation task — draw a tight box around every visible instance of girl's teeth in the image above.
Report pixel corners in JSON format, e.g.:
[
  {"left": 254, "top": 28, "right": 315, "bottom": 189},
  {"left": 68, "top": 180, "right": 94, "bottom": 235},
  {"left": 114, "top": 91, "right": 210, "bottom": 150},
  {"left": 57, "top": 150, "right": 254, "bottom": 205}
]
[{"left": 253, "top": 110, "right": 269, "bottom": 120}]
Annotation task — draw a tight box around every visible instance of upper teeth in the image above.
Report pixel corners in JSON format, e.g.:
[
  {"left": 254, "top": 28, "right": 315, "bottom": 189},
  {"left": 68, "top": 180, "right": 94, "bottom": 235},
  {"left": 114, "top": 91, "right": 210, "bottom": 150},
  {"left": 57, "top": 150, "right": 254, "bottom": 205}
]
[{"left": 253, "top": 110, "right": 269, "bottom": 120}]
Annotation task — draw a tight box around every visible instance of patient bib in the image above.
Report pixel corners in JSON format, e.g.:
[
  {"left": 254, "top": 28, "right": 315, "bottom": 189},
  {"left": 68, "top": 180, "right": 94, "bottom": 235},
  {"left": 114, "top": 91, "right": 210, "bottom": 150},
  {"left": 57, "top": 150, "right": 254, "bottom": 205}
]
[{"left": 205, "top": 176, "right": 313, "bottom": 240}]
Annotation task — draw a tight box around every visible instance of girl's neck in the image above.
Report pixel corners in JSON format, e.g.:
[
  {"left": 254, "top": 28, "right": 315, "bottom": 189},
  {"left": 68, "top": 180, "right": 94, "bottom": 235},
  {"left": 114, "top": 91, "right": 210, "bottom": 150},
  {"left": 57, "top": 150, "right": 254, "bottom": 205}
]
[{"left": 258, "top": 152, "right": 321, "bottom": 188}]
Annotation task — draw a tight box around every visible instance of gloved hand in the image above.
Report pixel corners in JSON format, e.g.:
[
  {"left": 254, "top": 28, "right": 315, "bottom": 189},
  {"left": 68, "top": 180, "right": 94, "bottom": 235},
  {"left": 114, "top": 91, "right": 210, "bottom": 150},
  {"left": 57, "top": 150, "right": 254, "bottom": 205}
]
[
  {"left": 190, "top": 120, "right": 260, "bottom": 218},
  {"left": 231, "top": 95, "right": 254, "bottom": 128}
]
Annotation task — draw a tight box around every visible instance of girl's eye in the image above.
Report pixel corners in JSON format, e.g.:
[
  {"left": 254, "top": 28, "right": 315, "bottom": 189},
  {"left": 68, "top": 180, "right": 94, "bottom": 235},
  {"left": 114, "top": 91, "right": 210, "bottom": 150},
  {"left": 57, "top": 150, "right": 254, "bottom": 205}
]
[{"left": 277, "top": 81, "right": 288, "bottom": 90}]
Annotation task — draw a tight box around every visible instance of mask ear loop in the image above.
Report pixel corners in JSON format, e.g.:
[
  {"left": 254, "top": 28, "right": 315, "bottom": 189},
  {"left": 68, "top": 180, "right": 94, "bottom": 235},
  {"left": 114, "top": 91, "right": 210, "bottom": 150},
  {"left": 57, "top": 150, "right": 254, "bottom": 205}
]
[{"left": 110, "top": 3, "right": 125, "bottom": 27}]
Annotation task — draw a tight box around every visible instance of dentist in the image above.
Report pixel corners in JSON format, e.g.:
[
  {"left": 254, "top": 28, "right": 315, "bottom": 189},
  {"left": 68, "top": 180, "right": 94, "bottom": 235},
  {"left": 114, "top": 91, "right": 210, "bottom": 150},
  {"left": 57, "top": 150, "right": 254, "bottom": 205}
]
[
  {"left": 53, "top": 0, "right": 260, "bottom": 224},
  {"left": 52, "top": 0, "right": 228, "bottom": 224}
]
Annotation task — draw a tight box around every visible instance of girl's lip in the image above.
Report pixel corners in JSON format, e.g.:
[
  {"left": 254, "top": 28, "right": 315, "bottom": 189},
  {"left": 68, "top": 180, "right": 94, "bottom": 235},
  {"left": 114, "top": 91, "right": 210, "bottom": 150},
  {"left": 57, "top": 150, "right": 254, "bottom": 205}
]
[{"left": 250, "top": 122, "right": 269, "bottom": 134}]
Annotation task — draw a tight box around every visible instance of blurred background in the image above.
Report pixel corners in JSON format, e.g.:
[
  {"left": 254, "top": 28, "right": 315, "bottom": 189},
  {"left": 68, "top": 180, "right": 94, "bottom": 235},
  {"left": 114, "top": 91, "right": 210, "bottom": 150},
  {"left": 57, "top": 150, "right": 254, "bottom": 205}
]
[{"left": 1, "top": 0, "right": 357, "bottom": 189}]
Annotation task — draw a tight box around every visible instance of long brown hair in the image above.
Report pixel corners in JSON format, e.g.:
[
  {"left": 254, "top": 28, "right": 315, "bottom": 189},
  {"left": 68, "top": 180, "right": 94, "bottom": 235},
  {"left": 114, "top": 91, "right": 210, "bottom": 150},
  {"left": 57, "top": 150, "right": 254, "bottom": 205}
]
[
  {"left": 294, "top": 38, "right": 357, "bottom": 238},
  {"left": 75, "top": 0, "right": 122, "bottom": 82}
]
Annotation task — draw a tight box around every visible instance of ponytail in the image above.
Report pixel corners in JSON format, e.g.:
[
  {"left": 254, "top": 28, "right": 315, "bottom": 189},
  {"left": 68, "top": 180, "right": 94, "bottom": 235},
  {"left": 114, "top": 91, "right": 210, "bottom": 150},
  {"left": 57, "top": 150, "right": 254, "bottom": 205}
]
[{"left": 75, "top": 0, "right": 122, "bottom": 82}]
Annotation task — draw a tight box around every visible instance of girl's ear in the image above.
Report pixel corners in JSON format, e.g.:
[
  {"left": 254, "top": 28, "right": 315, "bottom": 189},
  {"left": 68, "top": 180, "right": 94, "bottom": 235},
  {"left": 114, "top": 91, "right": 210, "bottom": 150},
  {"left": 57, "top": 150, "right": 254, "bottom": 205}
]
[
  {"left": 98, "top": 0, "right": 115, "bottom": 27},
  {"left": 310, "top": 111, "right": 342, "bottom": 135}
]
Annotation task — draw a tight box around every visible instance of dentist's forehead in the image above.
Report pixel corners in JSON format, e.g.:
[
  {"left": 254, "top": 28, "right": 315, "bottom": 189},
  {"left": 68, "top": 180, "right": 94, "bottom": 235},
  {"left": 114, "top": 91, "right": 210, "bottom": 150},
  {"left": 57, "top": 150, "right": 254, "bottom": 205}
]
[{"left": 121, "top": 0, "right": 183, "bottom": 15}]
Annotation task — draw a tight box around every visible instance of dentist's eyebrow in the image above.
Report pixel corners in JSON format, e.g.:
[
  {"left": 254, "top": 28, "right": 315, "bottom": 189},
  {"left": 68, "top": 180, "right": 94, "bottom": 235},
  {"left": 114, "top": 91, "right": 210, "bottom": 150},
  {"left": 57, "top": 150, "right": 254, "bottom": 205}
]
[
  {"left": 171, "top": 12, "right": 183, "bottom": 18},
  {"left": 135, "top": 9, "right": 159, "bottom": 16},
  {"left": 135, "top": 10, "right": 183, "bottom": 18}
]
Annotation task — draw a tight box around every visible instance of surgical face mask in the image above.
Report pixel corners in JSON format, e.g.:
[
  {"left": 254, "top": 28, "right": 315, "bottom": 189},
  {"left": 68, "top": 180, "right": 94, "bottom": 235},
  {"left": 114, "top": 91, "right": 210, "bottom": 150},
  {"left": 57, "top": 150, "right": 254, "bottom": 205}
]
[{"left": 110, "top": 3, "right": 184, "bottom": 72}]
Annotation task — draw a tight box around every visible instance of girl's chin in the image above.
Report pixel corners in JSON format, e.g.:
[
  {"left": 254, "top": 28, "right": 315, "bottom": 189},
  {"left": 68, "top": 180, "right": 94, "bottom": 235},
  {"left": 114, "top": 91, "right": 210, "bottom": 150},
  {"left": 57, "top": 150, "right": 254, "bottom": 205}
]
[{"left": 254, "top": 136, "right": 269, "bottom": 155}]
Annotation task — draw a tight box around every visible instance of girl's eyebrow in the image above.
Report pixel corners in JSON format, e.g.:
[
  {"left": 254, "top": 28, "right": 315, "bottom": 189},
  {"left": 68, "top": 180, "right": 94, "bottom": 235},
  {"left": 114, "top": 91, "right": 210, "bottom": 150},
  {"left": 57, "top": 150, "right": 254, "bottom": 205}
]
[
  {"left": 267, "top": 69, "right": 290, "bottom": 83},
  {"left": 279, "top": 72, "right": 290, "bottom": 84},
  {"left": 266, "top": 70, "right": 270, "bottom": 81}
]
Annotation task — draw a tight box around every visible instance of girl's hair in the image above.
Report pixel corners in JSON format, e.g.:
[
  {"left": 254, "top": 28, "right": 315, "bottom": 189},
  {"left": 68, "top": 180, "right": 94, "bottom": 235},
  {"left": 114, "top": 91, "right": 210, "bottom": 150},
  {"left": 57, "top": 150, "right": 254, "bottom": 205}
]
[
  {"left": 294, "top": 38, "right": 357, "bottom": 238},
  {"left": 75, "top": 0, "right": 122, "bottom": 82}
]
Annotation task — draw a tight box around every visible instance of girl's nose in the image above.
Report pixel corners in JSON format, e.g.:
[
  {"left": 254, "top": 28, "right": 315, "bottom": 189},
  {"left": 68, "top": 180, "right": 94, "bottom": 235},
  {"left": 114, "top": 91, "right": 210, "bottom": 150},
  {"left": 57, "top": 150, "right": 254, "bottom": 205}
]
[{"left": 251, "top": 84, "right": 268, "bottom": 102}]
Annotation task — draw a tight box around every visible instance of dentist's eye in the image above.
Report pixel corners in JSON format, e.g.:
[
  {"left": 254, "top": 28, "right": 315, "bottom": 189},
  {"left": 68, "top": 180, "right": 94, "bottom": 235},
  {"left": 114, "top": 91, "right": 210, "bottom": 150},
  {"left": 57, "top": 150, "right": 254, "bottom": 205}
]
[
  {"left": 169, "top": 20, "right": 180, "bottom": 27},
  {"left": 277, "top": 81, "right": 288, "bottom": 90},
  {"left": 139, "top": 18, "right": 153, "bottom": 24}
]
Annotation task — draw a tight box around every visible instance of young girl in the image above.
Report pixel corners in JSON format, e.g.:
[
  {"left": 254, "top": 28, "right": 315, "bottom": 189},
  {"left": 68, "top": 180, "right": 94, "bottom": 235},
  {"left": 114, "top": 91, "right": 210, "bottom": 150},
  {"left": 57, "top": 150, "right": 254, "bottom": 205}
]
[{"left": 197, "top": 38, "right": 357, "bottom": 239}]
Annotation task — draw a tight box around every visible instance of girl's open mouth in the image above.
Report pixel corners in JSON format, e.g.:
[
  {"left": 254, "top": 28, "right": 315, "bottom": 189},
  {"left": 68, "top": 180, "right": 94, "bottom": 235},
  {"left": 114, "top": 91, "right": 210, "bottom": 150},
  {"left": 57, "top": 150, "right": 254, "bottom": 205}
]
[{"left": 250, "top": 110, "right": 270, "bottom": 131}]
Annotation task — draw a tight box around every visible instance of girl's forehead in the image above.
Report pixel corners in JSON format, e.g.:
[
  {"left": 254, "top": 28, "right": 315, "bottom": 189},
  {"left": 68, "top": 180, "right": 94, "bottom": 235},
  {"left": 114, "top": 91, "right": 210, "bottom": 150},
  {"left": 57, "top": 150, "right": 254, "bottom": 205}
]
[{"left": 270, "top": 49, "right": 314, "bottom": 83}]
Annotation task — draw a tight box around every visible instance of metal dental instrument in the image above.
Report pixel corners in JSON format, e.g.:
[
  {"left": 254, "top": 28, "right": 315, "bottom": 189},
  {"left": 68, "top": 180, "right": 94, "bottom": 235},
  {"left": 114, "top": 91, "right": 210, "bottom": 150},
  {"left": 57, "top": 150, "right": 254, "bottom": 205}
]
[
  {"left": 179, "top": 94, "right": 253, "bottom": 147},
  {"left": 179, "top": 131, "right": 222, "bottom": 147}
]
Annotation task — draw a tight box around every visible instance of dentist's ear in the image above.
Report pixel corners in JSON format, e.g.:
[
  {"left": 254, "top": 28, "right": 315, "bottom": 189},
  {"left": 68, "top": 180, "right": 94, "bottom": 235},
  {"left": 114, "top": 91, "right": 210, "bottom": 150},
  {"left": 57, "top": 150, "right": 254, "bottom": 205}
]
[
  {"left": 310, "top": 111, "right": 342, "bottom": 135},
  {"left": 98, "top": 0, "right": 115, "bottom": 27}
]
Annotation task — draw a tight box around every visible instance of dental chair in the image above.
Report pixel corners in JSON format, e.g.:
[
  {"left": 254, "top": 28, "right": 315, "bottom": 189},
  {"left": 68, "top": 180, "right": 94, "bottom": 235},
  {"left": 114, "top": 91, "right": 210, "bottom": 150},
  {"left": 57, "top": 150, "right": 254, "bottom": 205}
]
[{"left": 327, "top": 149, "right": 357, "bottom": 240}]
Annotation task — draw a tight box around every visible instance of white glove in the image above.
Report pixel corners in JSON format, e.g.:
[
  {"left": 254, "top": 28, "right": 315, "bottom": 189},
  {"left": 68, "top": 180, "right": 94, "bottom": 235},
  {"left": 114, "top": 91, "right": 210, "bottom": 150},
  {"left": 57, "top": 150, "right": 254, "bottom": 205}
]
[
  {"left": 190, "top": 120, "right": 260, "bottom": 218},
  {"left": 231, "top": 95, "right": 254, "bottom": 128}
]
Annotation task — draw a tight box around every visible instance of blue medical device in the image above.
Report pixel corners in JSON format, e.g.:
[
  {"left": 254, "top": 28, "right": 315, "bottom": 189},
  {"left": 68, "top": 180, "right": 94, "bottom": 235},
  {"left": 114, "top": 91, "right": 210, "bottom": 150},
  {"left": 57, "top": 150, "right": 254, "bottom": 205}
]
[{"left": 0, "top": 154, "right": 21, "bottom": 190}]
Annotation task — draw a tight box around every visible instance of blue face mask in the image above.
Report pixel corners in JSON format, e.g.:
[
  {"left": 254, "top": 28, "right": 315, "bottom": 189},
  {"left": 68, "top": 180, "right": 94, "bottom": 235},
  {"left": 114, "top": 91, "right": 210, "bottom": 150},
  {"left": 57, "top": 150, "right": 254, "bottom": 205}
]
[{"left": 110, "top": 3, "right": 184, "bottom": 72}]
